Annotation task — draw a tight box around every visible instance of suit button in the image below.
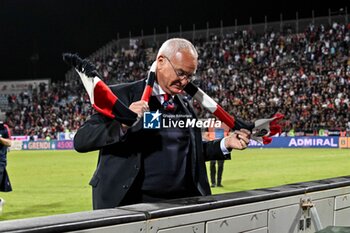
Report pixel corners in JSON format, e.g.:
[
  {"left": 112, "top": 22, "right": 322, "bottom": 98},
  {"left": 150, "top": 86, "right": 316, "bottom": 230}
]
[
  {"left": 134, "top": 165, "right": 139, "bottom": 170},
  {"left": 123, "top": 185, "right": 129, "bottom": 189}
]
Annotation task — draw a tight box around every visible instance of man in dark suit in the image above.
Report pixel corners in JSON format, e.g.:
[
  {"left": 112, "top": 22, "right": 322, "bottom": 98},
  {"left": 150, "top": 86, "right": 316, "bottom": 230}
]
[
  {"left": 210, "top": 160, "right": 225, "bottom": 187},
  {"left": 74, "top": 38, "right": 251, "bottom": 209},
  {"left": 0, "top": 120, "right": 12, "bottom": 193}
]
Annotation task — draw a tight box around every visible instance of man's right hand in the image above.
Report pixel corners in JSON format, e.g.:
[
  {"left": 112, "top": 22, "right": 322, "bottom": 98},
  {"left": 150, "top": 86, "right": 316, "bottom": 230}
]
[
  {"left": 129, "top": 100, "right": 150, "bottom": 118},
  {"left": 121, "top": 100, "right": 149, "bottom": 132}
]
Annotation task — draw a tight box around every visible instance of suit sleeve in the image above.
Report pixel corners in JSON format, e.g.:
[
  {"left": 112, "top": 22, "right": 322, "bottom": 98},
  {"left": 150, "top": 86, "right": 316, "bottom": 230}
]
[
  {"left": 202, "top": 140, "right": 231, "bottom": 161},
  {"left": 74, "top": 113, "right": 123, "bottom": 152}
]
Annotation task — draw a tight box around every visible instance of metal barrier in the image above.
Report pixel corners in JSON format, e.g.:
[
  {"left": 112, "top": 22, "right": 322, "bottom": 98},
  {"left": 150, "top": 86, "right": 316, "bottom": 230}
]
[{"left": 1, "top": 176, "right": 350, "bottom": 232}]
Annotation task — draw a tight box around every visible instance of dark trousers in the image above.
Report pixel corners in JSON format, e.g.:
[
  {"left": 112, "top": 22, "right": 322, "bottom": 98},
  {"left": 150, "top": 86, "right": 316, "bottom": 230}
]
[
  {"left": 0, "top": 167, "right": 4, "bottom": 185},
  {"left": 210, "top": 160, "right": 224, "bottom": 186},
  {"left": 0, "top": 166, "right": 12, "bottom": 192}
]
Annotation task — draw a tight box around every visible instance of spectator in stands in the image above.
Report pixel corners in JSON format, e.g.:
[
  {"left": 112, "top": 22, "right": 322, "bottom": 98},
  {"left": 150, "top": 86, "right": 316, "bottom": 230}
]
[
  {"left": 29, "top": 131, "right": 35, "bottom": 141},
  {"left": 0, "top": 118, "right": 12, "bottom": 193},
  {"left": 74, "top": 38, "right": 251, "bottom": 209},
  {"left": 3, "top": 21, "right": 350, "bottom": 139}
]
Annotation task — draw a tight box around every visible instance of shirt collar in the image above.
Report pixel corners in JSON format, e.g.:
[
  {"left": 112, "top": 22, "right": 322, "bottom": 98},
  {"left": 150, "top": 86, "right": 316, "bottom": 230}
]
[{"left": 152, "top": 81, "right": 166, "bottom": 96}]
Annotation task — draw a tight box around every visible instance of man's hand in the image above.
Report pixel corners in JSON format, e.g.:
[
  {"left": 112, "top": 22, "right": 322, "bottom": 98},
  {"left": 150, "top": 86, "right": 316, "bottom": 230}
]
[
  {"left": 0, "top": 137, "right": 12, "bottom": 147},
  {"left": 224, "top": 129, "right": 251, "bottom": 150},
  {"left": 129, "top": 100, "right": 150, "bottom": 119},
  {"left": 121, "top": 100, "right": 150, "bottom": 132}
]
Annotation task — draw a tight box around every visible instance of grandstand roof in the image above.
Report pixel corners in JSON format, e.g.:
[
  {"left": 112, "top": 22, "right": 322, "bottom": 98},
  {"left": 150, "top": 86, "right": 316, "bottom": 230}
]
[{"left": 0, "top": 0, "right": 348, "bottom": 82}]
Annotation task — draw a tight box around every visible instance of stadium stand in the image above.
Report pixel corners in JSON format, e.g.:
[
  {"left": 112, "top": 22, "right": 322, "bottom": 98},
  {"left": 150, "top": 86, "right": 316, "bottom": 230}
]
[{"left": 2, "top": 16, "right": 350, "bottom": 139}]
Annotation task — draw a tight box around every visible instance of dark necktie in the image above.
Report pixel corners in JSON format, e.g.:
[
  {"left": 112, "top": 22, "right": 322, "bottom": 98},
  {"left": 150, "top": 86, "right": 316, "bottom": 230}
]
[{"left": 163, "top": 94, "right": 176, "bottom": 112}]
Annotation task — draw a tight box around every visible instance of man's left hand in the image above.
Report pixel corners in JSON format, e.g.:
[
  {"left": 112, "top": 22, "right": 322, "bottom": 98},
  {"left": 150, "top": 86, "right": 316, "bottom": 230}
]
[{"left": 224, "top": 129, "right": 251, "bottom": 150}]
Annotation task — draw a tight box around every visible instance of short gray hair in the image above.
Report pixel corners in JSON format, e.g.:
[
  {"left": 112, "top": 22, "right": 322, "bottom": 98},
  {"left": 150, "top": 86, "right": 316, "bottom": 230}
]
[{"left": 157, "top": 38, "right": 198, "bottom": 59}]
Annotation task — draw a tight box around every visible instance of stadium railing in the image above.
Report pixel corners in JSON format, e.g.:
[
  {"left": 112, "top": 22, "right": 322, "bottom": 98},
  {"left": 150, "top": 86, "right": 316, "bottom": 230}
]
[{"left": 0, "top": 176, "right": 349, "bottom": 232}]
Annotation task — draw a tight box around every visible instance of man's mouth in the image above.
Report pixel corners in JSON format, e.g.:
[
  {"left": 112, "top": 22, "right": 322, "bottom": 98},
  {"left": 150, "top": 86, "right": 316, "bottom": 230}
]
[{"left": 170, "top": 84, "right": 184, "bottom": 94}]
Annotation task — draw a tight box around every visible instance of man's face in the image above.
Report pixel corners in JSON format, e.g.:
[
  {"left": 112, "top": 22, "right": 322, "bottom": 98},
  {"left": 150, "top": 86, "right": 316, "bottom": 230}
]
[{"left": 156, "top": 51, "right": 197, "bottom": 95}]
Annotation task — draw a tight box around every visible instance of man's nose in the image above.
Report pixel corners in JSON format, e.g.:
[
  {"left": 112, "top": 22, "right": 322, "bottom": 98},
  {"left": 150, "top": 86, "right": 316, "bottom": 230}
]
[{"left": 179, "top": 78, "right": 189, "bottom": 85}]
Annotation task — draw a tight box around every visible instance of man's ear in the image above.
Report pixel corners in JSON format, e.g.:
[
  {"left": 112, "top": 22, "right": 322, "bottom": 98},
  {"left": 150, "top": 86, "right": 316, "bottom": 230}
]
[{"left": 157, "top": 55, "right": 166, "bottom": 68}]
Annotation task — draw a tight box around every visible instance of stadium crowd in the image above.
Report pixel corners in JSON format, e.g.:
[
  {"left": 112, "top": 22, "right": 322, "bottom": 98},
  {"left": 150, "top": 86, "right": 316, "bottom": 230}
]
[
  {"left": 4, "top": 81, "right": 92, "bottom": 139},
  {"left": 3, "top": 22, "right": 350, "bottom": 138}
]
